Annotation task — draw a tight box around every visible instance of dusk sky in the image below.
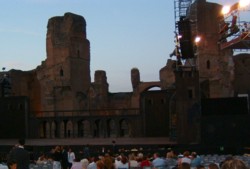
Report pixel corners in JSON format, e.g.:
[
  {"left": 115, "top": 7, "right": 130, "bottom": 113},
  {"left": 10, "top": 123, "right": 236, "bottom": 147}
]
[{"left": 0, "top": 0, "right": 248, "bottom": 92}]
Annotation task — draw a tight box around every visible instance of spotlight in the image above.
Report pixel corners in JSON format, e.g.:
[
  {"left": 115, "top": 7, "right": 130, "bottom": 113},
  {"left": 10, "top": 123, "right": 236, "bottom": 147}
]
[
  {"left": 221, "top": 5, "right": 231, "bottom": 15},
  {"left": 239, "top": 0, "right": 250, "bottom": 8},
  {"left": 194, "top": 36, "right": 201, "bottom": 43}
]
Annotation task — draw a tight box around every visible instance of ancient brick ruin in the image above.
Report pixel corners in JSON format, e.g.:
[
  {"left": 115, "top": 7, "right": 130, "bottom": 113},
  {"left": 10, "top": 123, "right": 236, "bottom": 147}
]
[{"left": 0, "top": 0, "right": 249, "bottom": 144}]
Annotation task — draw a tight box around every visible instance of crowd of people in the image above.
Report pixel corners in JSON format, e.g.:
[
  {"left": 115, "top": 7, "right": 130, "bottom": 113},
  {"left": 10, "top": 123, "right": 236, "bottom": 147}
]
[{"left": 4, "top": 139, "right": 250, "bottom": 169}]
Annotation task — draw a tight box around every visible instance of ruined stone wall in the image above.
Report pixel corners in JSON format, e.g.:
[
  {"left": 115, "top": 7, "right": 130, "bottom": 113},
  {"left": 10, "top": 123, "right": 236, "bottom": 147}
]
[
  {"left": 6, "top": 70, "right": 41, "bottom": 111},
  {"left": 131, "top": 68, "right": 140, "bottom": 91},
  {"left": 159, "top": 59, "right": 176, "bottom": 90},
  {"left": 190, "top": 0, "right": 234, "bottom": 98}
]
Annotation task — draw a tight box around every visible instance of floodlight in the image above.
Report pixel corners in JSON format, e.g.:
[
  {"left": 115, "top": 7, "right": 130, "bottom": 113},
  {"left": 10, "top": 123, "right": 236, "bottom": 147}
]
[
  {"left": 222, "top": 2, "right": 239, "bottom": 15},
  {"left": 239, "top": 0, "right": 250, "bottom": 8},
  {"left": 195, "top": 36, "right": 201, "bottom": 43},
  {"left": 222, "top": 5, "right": 231, "bottom": 15}
]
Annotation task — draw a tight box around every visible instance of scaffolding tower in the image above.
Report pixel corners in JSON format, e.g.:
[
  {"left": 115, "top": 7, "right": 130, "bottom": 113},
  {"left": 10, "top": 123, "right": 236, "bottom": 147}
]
[
  {"left": 218, "top": 3, "right": 250, "bottom": 52},
  {"left": 174, "top": 0, "right": 193, "bottom": 34},
  {"left": 173, "top": 0, "right": 198, "bottom": 66},
  {"left": 170, "top": 0, "right": 198, "bottom": 141}
]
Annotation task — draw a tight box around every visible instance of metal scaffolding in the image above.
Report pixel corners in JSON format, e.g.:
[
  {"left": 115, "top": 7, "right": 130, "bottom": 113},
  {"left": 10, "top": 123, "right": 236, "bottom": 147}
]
[
  {"left": 219, "top": 5, "right": 250, "bottom": 51},
  {"left": 174, "top": 0, "right": 194, "bottom": 29},
  {"left": 173, "top": 0, "right": 198, "bottom": 67}
]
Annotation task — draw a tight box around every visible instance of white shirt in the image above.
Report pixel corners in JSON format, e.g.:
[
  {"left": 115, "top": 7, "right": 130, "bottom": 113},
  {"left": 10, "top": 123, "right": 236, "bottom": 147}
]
[
  {"left": 129, "top": 160, "right": 139, "bottom": 167},
  {"left": 181, "top": 157, "right": 191, "bottom": 164},
  {"left": 87, "top": 162, "right": 97, "bottom": 169},
  {"left": 68, "top": 152, "right": 76, "bottom": 163},
  {"left": 117, "top": 161, "right": 129, "bottom": 169}
]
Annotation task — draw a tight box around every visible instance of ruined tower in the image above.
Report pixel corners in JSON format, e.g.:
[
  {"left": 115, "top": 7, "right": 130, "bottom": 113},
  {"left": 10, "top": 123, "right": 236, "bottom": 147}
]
[
  {"left": 37, "top": 12, "right": 91, "bottom": 112},
  {"left": 189, "top": 0, "right": 234, "bottom": 97}
]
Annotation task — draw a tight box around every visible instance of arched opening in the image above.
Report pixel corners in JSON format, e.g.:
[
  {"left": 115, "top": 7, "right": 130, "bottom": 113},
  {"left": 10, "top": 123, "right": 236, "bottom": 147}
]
[
  {"left": 107, "top": 119, "right": 116, "bottom": 137},
  {"left": 119, "top": 119, "right": 129, "bottom": 137},
  {"left": 78, "top": 120, "right": 84, "bottom": 137},
  {"left": 78, "top": 120, "right": 91, "bottom": 137},
  {"left": 206, "top": 60, "right": 210, "bottom": 69},
  {"left": 39, "top": 121, "right": 46, "bottom": 138},
  {"left": 60, "top": 67, "right": 64, "bottom": 77},
  {"left": 148, "top": 86, "right": 161, "bottom": 91},
  {"left": 45, "top": 121, "right": 50, "bottom": 138},
  {"left": 60, "top": 121, "right": 65, "bottom": 138},
  {"left": 94, "top": 119, "right": 100, "bottom": 138},
  {"left": 139, "top": 83, "right": 161, "bottom": 93},
  {"left": 66, "top": 120, "right": 73, "bottom": 138},
  {"left": 51, "top": 121, "right": 58, "bottom": 138},
  {"left": 77, "top": 50, "right": 80, "bottom": 57}
]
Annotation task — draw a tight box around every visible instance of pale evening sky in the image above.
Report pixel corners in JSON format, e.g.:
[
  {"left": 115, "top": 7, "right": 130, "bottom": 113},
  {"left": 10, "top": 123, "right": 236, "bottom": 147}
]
[{"left": 0, "top": 0, "right": 248, "bottom": 92}]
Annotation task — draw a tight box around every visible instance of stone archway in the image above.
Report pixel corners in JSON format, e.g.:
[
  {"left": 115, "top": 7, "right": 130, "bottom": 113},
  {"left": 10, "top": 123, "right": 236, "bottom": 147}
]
[
  {"left": 45, "top": 121, "right": 50, "bottom": 138},
  {"left": 94, "top": 119, "right": 100, "bottom": 138},
  {"left": 138, "top": 82, "right": 161, "bottom": 94},
  {"left": 119, "top": 119, "right": 129, "bottom": 137},
  {"left": 60, "top": 121, "right": 65, "bottom": 138},
  {"left": 131, "top": 81, "right": 162, "bottom": 107},
  {"left": 66, "top": 120, "right": 73, "bottom": 138},
  {"left": 51, "top": 121, "right": 57, "bottom": 138},
  {"left": 78, "top": 120, "right": 91, "bottom": 137},
  {"left": 83, "top": 120, "right": 91, "bottom": 137},
  {"left": 39, "top": 121, "right": 46, "bottom": 138},
  {"left": 107, "top": 119, "right": 116, "bottom": 137}
]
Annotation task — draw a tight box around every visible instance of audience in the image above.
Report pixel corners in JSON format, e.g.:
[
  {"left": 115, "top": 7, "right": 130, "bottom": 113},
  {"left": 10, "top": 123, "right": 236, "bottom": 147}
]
[
  {"left": 179, "top": 151, "right": 191, "bottom": 166},
  {"left": 152, "top": 152, "right": 167, "bottom": 169},
  {"left": 190, "top": 152, "right": 201, "bottom": 167},
  {"left": 7, "top": 139, "right": 30, "bottom": 169},
  {"left": 7, "top": 160, "right": 17, "bottom": 169},
  {"left": 140, "top": 154, "right": 152, "bottom": 168},
  {"left": 208, "top": 163, "right": 219, "bottom": 169},
  {"left": 4, "top": 144, "right": 250, "bottom": 169},
  {"left": 71, "top": 158, "right": 83, "bottom": 169},
  {"left": 128, "top": 154, "right": 139, "bottom": 168},
  {"left": 116, "top": 155, "right": 129, "bottom": 169},
  {"left": 221, "top": 158, "right": 248, "bottom": 169}
]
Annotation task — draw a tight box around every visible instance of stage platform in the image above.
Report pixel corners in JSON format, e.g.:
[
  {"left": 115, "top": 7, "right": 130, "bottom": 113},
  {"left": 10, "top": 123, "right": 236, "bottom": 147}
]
[{"left": 0, "top": 137, "right": 177, "bottom": 146}]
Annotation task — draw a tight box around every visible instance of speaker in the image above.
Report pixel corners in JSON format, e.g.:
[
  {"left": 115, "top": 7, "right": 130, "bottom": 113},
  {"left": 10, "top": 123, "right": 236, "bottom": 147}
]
[
  {"left": 201, "top": 115, "right": 250, "bottom": 146},
  {"left": 178, "top": 19, "right": 194, "bottom": 59},
  {"left": 201, "top": 97, "right": 248, "bottom": 116}
]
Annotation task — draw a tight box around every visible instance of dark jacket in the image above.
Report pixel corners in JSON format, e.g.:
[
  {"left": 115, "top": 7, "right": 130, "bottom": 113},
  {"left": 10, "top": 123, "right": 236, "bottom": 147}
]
[{"left": 7, "top": 146, "right": 30, "bottom": 169}]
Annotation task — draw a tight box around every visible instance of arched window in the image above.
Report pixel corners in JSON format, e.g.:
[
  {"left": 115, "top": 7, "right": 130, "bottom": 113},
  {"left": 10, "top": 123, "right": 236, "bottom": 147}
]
[
  {"left": 60, "top": 121, "right": 65, "bottom": 138},
  {"left": 51, "top": 121, "right": 57, "bottom": 138},
  {"left": 120, "top": 119, "right": 129, "bottom": 137},
  {"left": 78, "top": 120, "right": 91, "bottom": 137},
  {"left": 107, "top": 119, "right": 116, "bottom": 137},
  {"left": 83, "top": 120, "right": 91, "bottom": 137},
  {"left": 77, "top": 50, "right": 80, "bottom": 57},
  {"left": 66, "top": 121, "right": 73, "bottom": 138},
  {"left": 94, "top": 120, "right": 100, "bottom": 138},
  {"left": 60, "top": 68, "right": 64, "bottom": 77},
  {"left": 206, "top": 60, "right": 210, "bottom": 69},
  {"left": 45, "top": 121, "right": 50, "bottom": 138},
  {"left": 18, "top": 104, "right": 23, "bottom": 110}
]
